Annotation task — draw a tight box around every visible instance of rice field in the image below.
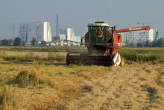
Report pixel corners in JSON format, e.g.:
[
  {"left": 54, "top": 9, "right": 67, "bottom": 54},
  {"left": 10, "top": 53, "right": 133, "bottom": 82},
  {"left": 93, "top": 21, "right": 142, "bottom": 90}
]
[
  {"left": 121, "top": 48, "right": 164, "bottom": 62},
  {"left": 0, "top": 46, "right": 163, "bottom": 110}
]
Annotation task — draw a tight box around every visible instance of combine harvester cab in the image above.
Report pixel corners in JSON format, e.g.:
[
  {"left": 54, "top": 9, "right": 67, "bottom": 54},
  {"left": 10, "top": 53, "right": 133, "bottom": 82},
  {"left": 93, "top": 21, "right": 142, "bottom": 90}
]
[{"left": 66, "top": 22, "right": 150, "bottom": 66}]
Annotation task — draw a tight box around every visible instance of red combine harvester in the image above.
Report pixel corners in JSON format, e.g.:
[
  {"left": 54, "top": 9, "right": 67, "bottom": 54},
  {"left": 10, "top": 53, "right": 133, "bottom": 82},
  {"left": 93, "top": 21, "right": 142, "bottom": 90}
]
[{"left": 67, "top": 22, "right": 150, "bottom": 66}]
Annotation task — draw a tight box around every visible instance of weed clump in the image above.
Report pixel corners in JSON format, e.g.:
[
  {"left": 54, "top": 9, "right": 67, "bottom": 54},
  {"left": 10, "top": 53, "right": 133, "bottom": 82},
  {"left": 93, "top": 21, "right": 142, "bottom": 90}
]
[
  {"left": 14, "top": 70, "right": 39, "bottom": 87},
  {"left": 147, "top": 87, "right": 158, "bottom": 103},
  {"left": 141, "top": 85, "right": 159, "bottom": 103},
  {"left": 14, "top": 70, "right": 55, "bottom": 87},
  {"left": 156, "top": 72, "right": 164, "bottom": 87}
]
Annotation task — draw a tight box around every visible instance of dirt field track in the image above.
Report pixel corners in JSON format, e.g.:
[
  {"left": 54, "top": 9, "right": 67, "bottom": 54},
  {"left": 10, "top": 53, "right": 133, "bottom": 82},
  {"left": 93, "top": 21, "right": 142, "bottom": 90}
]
[{"left": 66, "top": 63, "right": 164, "bottom": 110}]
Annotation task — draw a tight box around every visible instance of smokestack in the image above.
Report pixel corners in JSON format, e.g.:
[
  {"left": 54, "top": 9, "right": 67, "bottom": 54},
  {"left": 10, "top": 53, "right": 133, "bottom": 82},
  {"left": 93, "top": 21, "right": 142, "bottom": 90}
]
[{"left": 56, "top": 14, "right": 59, "bottom": 37}]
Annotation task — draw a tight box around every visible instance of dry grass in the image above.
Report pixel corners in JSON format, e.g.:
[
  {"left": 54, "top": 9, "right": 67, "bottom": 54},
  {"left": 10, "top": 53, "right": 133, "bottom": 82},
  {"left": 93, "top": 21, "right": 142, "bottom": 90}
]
[
  {"left": 0, "top": 60, "right": 107, "bottom": 110},
  {"left": 0, "top": 47, "right": 163, "bottom": 110},
  {"left": 0, "top": 51, "right": 66, "bottom": 63},
  {"left": 0, "top": 86, "right": 18, "bottom": 110}
]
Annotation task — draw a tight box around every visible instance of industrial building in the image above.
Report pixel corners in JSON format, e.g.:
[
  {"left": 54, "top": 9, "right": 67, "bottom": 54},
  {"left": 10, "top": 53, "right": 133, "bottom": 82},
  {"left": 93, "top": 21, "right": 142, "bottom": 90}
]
[
  {"left": 37, "top": 22, "right": 52, "bottom": 42},
  {"left": 66, "top": 28, "right": 74, "bottom": 41},
  {"left": 14, "top": 21, "right": 52, "bottom": 43},
  {"left": 121, "top": 28, "right": 158, "bottom": 46},
  {"left": 51, "top": 40, "right": 81, "bottom": 46},
  {"left": 66, "top": 28, "right": 81, "bottom": 42},
  {"left": 54, "top": 28, "right": 81, "bottom": 42}
]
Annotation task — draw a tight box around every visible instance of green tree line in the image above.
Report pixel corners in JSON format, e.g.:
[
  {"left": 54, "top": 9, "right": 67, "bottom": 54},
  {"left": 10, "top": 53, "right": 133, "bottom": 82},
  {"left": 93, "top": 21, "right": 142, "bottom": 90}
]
[
  {"left": 0, "top": 37, "right": 164, "bottom": 47},
  {"left": 0, "top": 37, "right": 38, "bottom": 46},
  {"left": 0, "top": 37, "right": 22, "bottom": 46},
  {"left": 136, "top": 38, "right": 164, "bottom": 47}
]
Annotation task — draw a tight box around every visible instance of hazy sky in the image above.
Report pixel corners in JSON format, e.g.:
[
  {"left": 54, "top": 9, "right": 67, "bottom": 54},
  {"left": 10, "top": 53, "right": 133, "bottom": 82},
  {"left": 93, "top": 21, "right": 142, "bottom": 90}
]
[{"left": 0, "top": 0, "right": 164, "bottom": 38}]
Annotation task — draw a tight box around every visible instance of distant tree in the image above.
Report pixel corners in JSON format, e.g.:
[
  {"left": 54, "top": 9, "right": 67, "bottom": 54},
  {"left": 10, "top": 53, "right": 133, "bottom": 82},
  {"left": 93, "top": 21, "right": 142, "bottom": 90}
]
[
  {"left": 8, "top": 39, "right": 14, "bottom": 46},
  {"left": 128, "top": 43, "right": 136, "bottom": 47},
  {"left": 137, "top": 42, "right": 144, "bottom": 47},
  {"left": 1, "top": 39, "right": 9, "bottom": 46},
  {"left": 22, "top": 41, "right": 26, "bottom": 46},
  {"left": 152, "top": 39, "right": 158, "bottom": 47},
  {"left": 14, "top": 37, "right": 22, "bottom": 46},
  {"left": 31, "top": 38, "right": 37, "bottom": 46},
  {"left": 144, "top": 41, "right": 150, "bottom": 47},
  {"left": 40, "top": 41, "right": 47, "bottom": 46},
  {"left": 158, "top": 38, "right": 164, "bottom": 47},
  {"left": 149, "top": 42, "right": 153, "bottom": 47}
]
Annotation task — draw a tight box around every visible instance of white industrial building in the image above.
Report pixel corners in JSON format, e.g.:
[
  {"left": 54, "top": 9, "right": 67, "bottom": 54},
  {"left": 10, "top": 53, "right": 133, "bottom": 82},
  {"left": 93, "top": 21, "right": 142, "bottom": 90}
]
[
  {"left": 66, "top": 28, "right": 81, "bottom": 42},
  {"left": 38, "top": 22, "right": 52, "bottom": 42},
  {"left": 121, "top": 29, "right": 158, "bottom": 46},
  {"left": 67, "top": 28, "right": 74, "bottom": 41},
  {"left": 54, "top": 28, "right": 81, "bottom": 43},
  {"left": 14, "top": 21, "right": 52, "bottom": 43},
  {"left": 148, "top": 29, "right": 158, "bottom": 42}
]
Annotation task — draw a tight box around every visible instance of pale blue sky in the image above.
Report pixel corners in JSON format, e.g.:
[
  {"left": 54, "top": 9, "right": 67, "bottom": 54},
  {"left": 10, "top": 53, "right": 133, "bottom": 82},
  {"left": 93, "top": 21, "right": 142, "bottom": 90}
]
[{"left": 0, "top": 0, "right": 164, "bottom": 38}]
